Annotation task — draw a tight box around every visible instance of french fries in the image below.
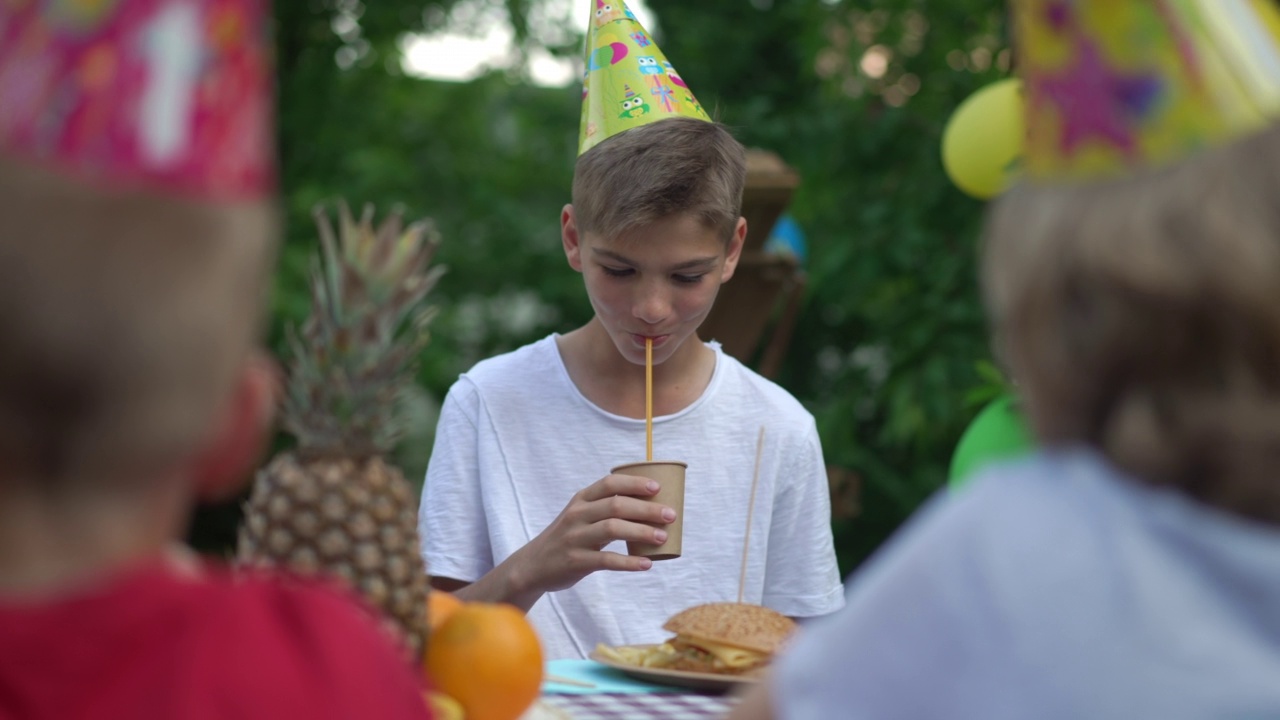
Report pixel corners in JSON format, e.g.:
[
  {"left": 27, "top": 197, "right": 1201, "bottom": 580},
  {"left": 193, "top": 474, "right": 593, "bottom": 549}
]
[{"left": 594, "top": 642, "right": 681, "bottom": 668}]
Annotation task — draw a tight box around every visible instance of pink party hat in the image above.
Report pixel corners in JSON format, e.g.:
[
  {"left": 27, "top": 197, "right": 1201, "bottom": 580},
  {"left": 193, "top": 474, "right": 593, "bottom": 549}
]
[{"left": 0, "top": 0, "right": 274, "bottom": 200}]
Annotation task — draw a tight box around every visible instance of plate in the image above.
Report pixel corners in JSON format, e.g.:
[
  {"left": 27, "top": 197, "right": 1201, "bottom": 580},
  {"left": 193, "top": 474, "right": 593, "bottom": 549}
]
[{"left": 588, "top": 645, "right": 760, "bottom": 693}]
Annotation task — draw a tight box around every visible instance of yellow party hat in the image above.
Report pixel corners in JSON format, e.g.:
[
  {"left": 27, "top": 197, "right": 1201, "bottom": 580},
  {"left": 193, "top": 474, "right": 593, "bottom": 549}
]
[
  {"left": 1013, "top": 0, "right": 1280, "bottom": 183},
  {"left": 578, "top": 0, "right": 711, "bottom": 156}
]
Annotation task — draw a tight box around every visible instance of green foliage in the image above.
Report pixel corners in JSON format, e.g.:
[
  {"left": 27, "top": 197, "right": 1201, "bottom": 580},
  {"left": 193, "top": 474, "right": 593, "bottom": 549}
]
[{"left": 192, "top": 0, "right": 1011, "bottom": 575}]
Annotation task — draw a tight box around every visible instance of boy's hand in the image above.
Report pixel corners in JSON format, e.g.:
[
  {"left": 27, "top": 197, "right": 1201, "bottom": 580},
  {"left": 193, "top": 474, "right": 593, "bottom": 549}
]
[
  {"left": 448, "top": 473, "right": 677, "bottom": 612},
  {"left": 517, "top": 473, "right": 676, "bottom": 593}
]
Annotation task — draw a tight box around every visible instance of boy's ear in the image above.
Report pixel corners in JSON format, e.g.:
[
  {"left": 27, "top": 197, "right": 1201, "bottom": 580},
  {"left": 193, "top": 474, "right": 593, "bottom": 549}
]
[
  {"left": 191, "top": 351, "right": 279, "bottom": 503},
  {"left": 562, "top": 204, "right": 585, "bottom": 272},
  {"left": 720, "top": 216, "right": 748, "bottom": 283}
]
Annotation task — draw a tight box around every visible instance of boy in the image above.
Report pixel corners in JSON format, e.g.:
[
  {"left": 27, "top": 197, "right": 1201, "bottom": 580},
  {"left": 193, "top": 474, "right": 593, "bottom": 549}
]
[
  {"left": 730, "top": 1, "right": 1280, "bottom": 718},
  {"left": 0, "top": 2, "right": 431, "bottom": 718},
  {"left": 420, "top": 3, "right": 844, "bottom": 660}
]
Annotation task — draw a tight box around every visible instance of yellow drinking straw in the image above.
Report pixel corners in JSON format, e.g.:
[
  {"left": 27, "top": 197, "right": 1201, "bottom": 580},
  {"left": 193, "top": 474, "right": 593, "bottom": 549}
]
[{"left": 645, "top": 338, "right": 653, "bottom": 462}]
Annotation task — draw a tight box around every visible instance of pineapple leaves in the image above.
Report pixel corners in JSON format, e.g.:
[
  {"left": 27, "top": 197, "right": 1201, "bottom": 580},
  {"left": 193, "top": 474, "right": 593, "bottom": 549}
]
[
  {"left": 311, "top": 206, "right": 344, "bottom": 327},
  {"left": 282, "top": 201, "right": 446, "bottom": 456}
]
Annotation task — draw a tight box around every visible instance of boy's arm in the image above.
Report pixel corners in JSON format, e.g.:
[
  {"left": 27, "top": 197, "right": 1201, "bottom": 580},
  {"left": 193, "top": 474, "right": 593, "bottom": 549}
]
[
  {"left": 421, "top": 383, "right": 676, "bottom": 612},
  {"left": 436, "top": 472, "right": 675, "bottom": 612}
]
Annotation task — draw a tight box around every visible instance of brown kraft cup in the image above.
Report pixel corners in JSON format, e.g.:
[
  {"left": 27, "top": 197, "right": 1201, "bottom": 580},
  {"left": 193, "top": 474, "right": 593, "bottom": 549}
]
[{"left": 611, "top": 460, "right": 687, "bottom": 561}]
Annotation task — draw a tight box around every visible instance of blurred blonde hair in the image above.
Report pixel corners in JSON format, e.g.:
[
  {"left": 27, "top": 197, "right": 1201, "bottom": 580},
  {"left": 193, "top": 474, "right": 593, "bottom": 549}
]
[
  {"left": 572, "top": 117, "right": 746, "bottom": 242},
  {"left": 0, "top": 158, "right": 276, "bottom": 484},
  {"left": 983, "top": 122, "right": 1280, "bottom": 522}
]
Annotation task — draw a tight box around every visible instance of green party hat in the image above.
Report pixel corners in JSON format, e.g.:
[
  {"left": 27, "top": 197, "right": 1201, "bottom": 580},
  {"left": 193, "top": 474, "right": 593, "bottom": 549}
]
[{"left": 578, "top": 0, "right": 711, "bottom": 156}]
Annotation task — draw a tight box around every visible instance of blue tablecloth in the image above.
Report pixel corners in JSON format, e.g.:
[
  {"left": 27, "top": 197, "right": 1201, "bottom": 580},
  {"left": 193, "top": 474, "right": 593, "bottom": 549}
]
[
  {"left": 540, "top": 659, "right": 740, "bottom": 718},
  {"left": 542, "top": 659, "right": 682, "bottom": 694}
]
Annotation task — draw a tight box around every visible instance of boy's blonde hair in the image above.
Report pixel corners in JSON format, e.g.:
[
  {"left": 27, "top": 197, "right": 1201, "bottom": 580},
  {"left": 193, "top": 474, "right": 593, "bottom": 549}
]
[
  {"left": 572, "top": 117, "right": 746, "bottom": 242},
  {"left": 0, "top": 158, "right": 276, "bottom": 484},
  {"left": 982, "top": 122, "right": 1280, "bottom": 523}
]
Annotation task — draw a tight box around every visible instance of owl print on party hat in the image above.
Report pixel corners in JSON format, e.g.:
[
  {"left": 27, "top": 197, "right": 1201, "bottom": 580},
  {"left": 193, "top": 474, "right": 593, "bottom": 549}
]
[
  {"left": 1012, "top": 0, "right": 1280, "bottom": 183},
  {"left": 578, "top": 0, "right": 711, "bottom": 155},
  {"left": 0, "top": 0, "right": 274, "bottom": 200}
]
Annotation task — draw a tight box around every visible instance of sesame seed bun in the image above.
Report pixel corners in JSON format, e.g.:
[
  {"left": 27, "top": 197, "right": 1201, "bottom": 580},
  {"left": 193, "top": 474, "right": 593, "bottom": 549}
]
[{"left": 662, "top": 602, "right": 797, "bottom": 654}]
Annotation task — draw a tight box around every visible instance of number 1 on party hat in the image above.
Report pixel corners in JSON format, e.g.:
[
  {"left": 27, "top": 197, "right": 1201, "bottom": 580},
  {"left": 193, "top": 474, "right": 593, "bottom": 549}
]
[
  {"left": 578, "top": 0, "right": 711, "bottom": 156},
  {"left": 0, "top": 0, "right": 273, "bottom": 200}
]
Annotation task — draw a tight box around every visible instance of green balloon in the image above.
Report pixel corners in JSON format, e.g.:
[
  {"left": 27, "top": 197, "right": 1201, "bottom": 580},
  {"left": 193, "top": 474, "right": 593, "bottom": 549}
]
[{"left": 949, "top": 394, "right": 1034, "bottom": 490}]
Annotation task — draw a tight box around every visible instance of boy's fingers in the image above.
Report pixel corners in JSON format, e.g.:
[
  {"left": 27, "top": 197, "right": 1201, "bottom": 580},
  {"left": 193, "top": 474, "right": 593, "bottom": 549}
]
[
  {"left": 595, "top": 551, "right": 653, "bottom": 573},
  {"left": 580, "top": 494, "right": 674, "bottom": 526},
  {"left": 578, "top": 473, "right": 660, "bottom": 503},
  {"left": 584, "top": 517, "right": 668, "bottom": 548}
]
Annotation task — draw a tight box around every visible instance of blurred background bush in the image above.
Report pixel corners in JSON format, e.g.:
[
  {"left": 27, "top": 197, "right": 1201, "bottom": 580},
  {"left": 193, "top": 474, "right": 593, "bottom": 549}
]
[{"left": 190, "top": 0, "right": 1010, "bottom": 577}]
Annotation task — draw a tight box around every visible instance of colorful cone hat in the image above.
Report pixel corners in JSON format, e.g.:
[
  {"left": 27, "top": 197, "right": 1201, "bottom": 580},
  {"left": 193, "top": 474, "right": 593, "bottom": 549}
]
[
  {"left": 0, "top": 0, "right": 274, "bottom": 200},
  {"left": 1013, "top": 0, "right": 1280, "bottom": 183},
  {"left": 578, "top": 0, "right": 711, "bottom": 156}
]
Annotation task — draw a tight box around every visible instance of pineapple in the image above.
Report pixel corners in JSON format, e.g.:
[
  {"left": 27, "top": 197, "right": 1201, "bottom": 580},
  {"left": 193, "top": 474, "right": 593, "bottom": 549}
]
[{"left": 238, "top": 200, "right": 445, "bottom": 659}]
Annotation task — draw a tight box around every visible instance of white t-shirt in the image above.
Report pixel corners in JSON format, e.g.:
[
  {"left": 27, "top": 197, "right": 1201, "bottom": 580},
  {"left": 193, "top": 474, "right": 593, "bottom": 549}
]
[
  {"left": 419, "top": 335, "right": 844, "bottom": 660},
  {"left": 772, "top": 449, "right": 1280, "bottom": 719}
]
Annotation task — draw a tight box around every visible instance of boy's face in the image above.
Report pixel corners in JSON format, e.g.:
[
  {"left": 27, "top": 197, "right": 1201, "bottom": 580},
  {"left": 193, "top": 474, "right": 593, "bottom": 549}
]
[{"left": 562, "top": 208, "right": 746, "bottom": 366}]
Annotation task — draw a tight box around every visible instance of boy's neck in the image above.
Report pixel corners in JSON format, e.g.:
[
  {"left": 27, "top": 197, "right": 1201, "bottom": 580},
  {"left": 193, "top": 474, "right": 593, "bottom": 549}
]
[
  {"left": 0, "top": 474, "right": 189, "bottom": 597},
  {"left": 557, "top": 318, "right": 717, "bottom": 419}
]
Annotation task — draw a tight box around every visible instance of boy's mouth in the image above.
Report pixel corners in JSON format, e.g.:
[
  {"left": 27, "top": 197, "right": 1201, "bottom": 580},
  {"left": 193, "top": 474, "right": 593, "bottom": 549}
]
[{"left": 632, "top": 333, "right": 671, "bottom": 349}]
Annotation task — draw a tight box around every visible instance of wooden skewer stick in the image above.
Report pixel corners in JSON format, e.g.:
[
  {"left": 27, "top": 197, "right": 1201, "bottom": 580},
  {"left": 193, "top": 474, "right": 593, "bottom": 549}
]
[
  {"left": 738, "top": 426, "right": 766, "bottom": 604},
  {"left": 545, "top": 674, "right": 596, "bottom": 688}
]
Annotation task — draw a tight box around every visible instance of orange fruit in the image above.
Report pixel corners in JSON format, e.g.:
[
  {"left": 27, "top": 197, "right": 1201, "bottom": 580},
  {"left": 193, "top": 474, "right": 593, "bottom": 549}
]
[
  {"left": 425, "top": 603, "right": 544, "bottom": 720},
  {"left": 427, "top": 590, "right": 464, "bottom": 634}
]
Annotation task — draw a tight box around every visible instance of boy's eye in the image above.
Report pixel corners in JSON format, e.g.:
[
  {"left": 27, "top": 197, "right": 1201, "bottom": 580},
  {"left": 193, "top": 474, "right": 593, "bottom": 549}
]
[
  {"left": 673, "top": 273, "right": 706, "bottom": 284},
  {"left": 602, "top": 266, "right": 633, "bottom": 278}
]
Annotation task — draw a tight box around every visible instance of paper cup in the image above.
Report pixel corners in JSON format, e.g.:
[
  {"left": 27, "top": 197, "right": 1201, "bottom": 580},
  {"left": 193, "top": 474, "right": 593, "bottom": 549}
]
[{"left": 611, "top": 460, "right": 687, "bottom": 561}]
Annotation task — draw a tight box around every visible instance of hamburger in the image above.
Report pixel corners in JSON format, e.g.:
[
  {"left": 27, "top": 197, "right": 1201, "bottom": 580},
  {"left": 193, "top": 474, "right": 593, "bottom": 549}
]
[
  {"left": 594, "top": 602, "right": 798, "bottom": 676},
  {"left": 593, "top": 597, "right": 793, "bottom": 676},
  {"left": 659, "top": 602, "right": 797, "bottom": 676}
]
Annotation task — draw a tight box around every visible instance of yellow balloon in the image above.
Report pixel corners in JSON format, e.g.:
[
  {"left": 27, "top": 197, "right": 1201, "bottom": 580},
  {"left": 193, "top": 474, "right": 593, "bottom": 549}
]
[{"left": 941, "top": 78, "right": 1024, "bottom": 199}]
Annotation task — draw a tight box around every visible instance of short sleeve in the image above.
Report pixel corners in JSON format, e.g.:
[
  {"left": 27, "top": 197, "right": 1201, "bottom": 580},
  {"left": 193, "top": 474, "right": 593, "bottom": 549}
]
[
  {"left": 419, "top": 379, "right": 494, "bottom": 583},
  {"left": 762, "top": 419, "right": 845, "bottom": 617}
]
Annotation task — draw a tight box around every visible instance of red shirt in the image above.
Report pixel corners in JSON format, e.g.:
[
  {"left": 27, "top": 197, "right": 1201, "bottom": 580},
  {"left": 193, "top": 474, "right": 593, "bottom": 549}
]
[{"left": 0, "top": 558, "right": 433, "bottom": 720}]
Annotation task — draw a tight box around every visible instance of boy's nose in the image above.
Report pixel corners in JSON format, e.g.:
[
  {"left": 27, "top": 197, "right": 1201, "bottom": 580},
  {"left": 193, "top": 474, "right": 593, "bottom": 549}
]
[{"left": 632, "top": 286, "right": 671, "bottom": 325}]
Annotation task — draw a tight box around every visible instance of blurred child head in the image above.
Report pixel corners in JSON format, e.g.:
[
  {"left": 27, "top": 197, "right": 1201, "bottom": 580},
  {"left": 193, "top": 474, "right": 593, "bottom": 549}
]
[
  {"left": 982, "top": 123, "right": 1280, "bottom": 521},
  {"left": 0, "top": 0, "right": 277, "bottom": 500},
  {"left": 0, "top": 159, "right": 276, "bottom": 493}
]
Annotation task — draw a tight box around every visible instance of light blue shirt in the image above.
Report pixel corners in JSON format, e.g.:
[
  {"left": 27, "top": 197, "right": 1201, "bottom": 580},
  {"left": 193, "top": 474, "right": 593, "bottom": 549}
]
[{"left": 773, "top": 449, "right": 1280, "bottom": 719}]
